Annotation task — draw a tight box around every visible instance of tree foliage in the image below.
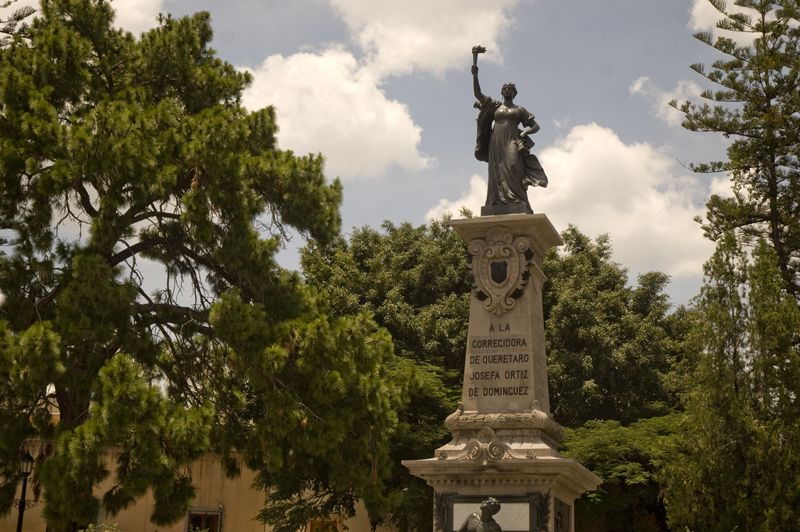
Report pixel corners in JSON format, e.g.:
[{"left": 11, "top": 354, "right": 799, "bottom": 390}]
[
  {"left": 660, "top": 237, "right": 800, "bottom": 531},
  {"left": 303, "top": 218, "right": 471, "bottom": 375},
  {"left": 302, "top": 219, "right": 683, "bottom": 530},
  {"left": 0, "top": 2, "right": 401, "bottom": 530},
  {"left": 561, "top": 414, "right": 680, "bottom": 532},
  {"left": 544, "top": 227, "right": 682, "bottom": 426},
  {"left": 661, "top": 2, "right": 800, "bottom": 529},
  {"left": 302, "top": 218, "right": 466, "bottom": 531},
  {"left": 671, "top": 0, "right": 800, "bottom": 295}
]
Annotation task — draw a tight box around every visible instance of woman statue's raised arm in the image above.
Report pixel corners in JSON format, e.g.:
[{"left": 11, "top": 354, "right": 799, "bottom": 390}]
[
  {"left": 471, "top": 45, "right": 488, "bottom": 105},
  {"left": 472, "top": 65, "right": 488, "bottom": 104}
]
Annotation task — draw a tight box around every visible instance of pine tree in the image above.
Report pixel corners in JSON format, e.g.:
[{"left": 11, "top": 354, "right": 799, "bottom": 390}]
[
  {"left": 0, "top": 2, "right": 401, "bottom": 530},
  {"left": 660, "top": 236, "right": 800, "bottom": 530},
  {"left": 671, "top": 0, "right": 800, "bottom": 295},
  {"left": 659, "top": 234, "right": 758, "bottom": 531},
  {"left": 663, "top": 2, "right": 800, "bottom": 527}
]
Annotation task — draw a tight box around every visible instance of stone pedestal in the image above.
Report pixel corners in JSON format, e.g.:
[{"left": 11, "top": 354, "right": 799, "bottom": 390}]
[{"left": 403, "top": 214, "right": 601, "bottom": 532}]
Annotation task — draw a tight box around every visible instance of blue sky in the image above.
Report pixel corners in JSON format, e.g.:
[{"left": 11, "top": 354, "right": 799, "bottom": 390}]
[{"left": 10, "top": 0, "right": 741, "bottom": 305}]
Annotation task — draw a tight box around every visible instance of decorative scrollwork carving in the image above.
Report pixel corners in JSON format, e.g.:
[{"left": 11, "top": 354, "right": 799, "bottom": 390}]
[
  {"left": 467, "top": 226, "right": 534, "bottom": 316},
  {"left": 460, "top": 426, "right": 509, "bottom": 465}
]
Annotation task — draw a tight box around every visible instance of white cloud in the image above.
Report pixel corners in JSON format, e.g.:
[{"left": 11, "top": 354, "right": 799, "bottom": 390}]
[
  {"left": 4, "top": 0, "right": 37, "bottom": 10},
  {"left": 428, "top": 123, "right": 715, "bottom": 280},
  {"left": 0, "top": 0, "right": 37, "bottom": 25},
  {"left": 111, "top": 0, "right": 164, "bottom": 34},
  {"left": 688, "top": 0, "right": 757, "bottom": 45},
  {"left": 328, "top": 0, "right": 518, "bottom": 77},
  {"left": 238, "top": 0, "right": 526, "bottom": 181},
  {"left": 709, "top": 174, "right": 734, "bottom": 198},
  {"left": 629, "top": 76, "right": 703, "bottom": 127},
  {"left": 0, "top": 0, "right": 163, "bottom": 34},
  {"left": 241, "top": 47, "right": 431, "bottom": 179},
  {"left": 552, "top": 117, "right": 571, "bottom": 130},
  {"left": 689, "top": 0, "right": 725, "bottom": 32},
  {"left": 426, "top": 174, "right": 487, "bottom": 220},
  {"left": 539, "top": 124, "right": 713, "bottom": 278}
]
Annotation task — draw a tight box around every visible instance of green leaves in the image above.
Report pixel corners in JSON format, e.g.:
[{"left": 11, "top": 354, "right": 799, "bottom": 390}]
[
  {"left": 660, "top": 234, "right": 800, "bottom": 530},
  {"left": 666, "top": 8, "right": 800, "bottom": 523},
  {"left": 36, "top": 352, "right": 213, "bottom": 527},
  {"left": 303, "top": 218, "right": 470, "bottom": 373},
  {"left": 562, "top": 415, "right": 680, "bottom": 531},
  {"left": 246, "top": 312, "right": 401, "bottom": 531},
  {"left": 0, "top": 1, "right": 390, "bottom": 528},
  {"left": 544, "top": 227, "right": 679, "bottom": 426},
  {"left": 94, "top": 354, "right": 212, "bottom": 522},
  {"left": 0, "top": 320, "right": 62, "bottom": 508},
  {"left": 678, "top": 1, "right": 800, "bottom": 295},
  {"left": 6, "top": 321, "right": 63, "bottom": 394},
  {"left": 301, "top": 218, "right": 467, "bottom": 530}
]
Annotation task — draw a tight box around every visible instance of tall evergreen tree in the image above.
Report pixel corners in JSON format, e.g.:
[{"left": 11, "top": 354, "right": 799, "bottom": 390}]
[
  {"left": 0, "top": 2, "right": 401, "bottom": 530},
  {"left": 660, "top": 237, "right": 800, "bottom": 531},
  {"left": 672, "top": 0, "right": 800, "bottom": 295},
  {"left": 662, "top": 2, "right": 800, "bottom": 528},
  {"left": 660, "top": 234, "right": 757, "bottom": 531}
]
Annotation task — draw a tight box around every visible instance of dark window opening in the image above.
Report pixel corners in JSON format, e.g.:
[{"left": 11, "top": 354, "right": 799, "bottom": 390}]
[{"left": 188, "top": 509, "right": 222, "bottom": 532}]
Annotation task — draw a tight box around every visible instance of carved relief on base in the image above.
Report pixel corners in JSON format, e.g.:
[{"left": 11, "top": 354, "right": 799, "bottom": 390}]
[
  {"left": 462, "top": 427, "right": 510, "bottom": 465},
  {"left": 467, "top": 226, "right": 534, "bottom": 316},
  {"left": 445, "top": 403, "right": 564, "bottom": 442},
  {"left": 435, "top": 423, "right": 564, "bottom": 467}
]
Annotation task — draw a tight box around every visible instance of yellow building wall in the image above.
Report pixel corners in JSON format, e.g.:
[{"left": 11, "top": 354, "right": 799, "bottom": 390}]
[{"left": 1, "top": 451, "right": 392, "bottom": 532}]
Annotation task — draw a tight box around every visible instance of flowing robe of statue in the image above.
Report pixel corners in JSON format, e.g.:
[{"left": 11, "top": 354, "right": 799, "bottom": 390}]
[{"left": 474, "top": 98, "right": 548, "bottom": 212}]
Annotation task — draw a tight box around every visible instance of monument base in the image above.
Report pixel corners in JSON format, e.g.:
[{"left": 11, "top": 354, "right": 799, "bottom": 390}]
[
  {"left": 481, "top": 203, "right": 532, "bottom": 216},
  {"left": 403, "top": 407, "right": 600, "bottom": 532},
  {"left": 404, "top": 213, "right": 601, "bottom": 531}
]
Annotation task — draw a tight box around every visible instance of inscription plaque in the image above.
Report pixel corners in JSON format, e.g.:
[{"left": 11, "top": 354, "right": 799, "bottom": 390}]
[{"left": 459, "top": 222, "right": 551, "bottom": 414}]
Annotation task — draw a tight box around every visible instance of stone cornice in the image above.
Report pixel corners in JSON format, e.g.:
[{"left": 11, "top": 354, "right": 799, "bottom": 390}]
[{"left": 445, "top": 405, "right": 565, "bottom": 442}]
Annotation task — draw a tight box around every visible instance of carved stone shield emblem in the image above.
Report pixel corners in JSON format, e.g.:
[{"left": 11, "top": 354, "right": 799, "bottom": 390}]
[
  {"left": 468, "top": 226, "right": 534, "bottom": 316},
  {"left": 490, "top": 260, "right": 508, "bottom": 284}
]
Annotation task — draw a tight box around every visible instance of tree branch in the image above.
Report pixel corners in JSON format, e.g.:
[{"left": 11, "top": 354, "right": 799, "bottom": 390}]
[
  {"left": 129, "top": 210, "right": 182, "bottom": 225},
  {"left": 134, "top": 302, "right": 209, "bottom": 322},
  {"left": 74, "top": 183, "right": 99, "bottom": 218},
  {"left": 134, "top": 302, "right": 214, "bottom": 336},
  {"left": 108, "top": 236, "right": 239, "bottom": 287}
]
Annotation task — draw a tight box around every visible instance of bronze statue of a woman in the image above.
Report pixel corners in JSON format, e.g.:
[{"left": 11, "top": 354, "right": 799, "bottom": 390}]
[{"left": 472, "top": 45, "right": 548, "bottom": 215}]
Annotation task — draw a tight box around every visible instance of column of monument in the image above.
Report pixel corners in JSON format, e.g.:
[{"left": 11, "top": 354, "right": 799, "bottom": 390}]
[{"left": 403, "top": 46, "right": 600, "bottom": 532}]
